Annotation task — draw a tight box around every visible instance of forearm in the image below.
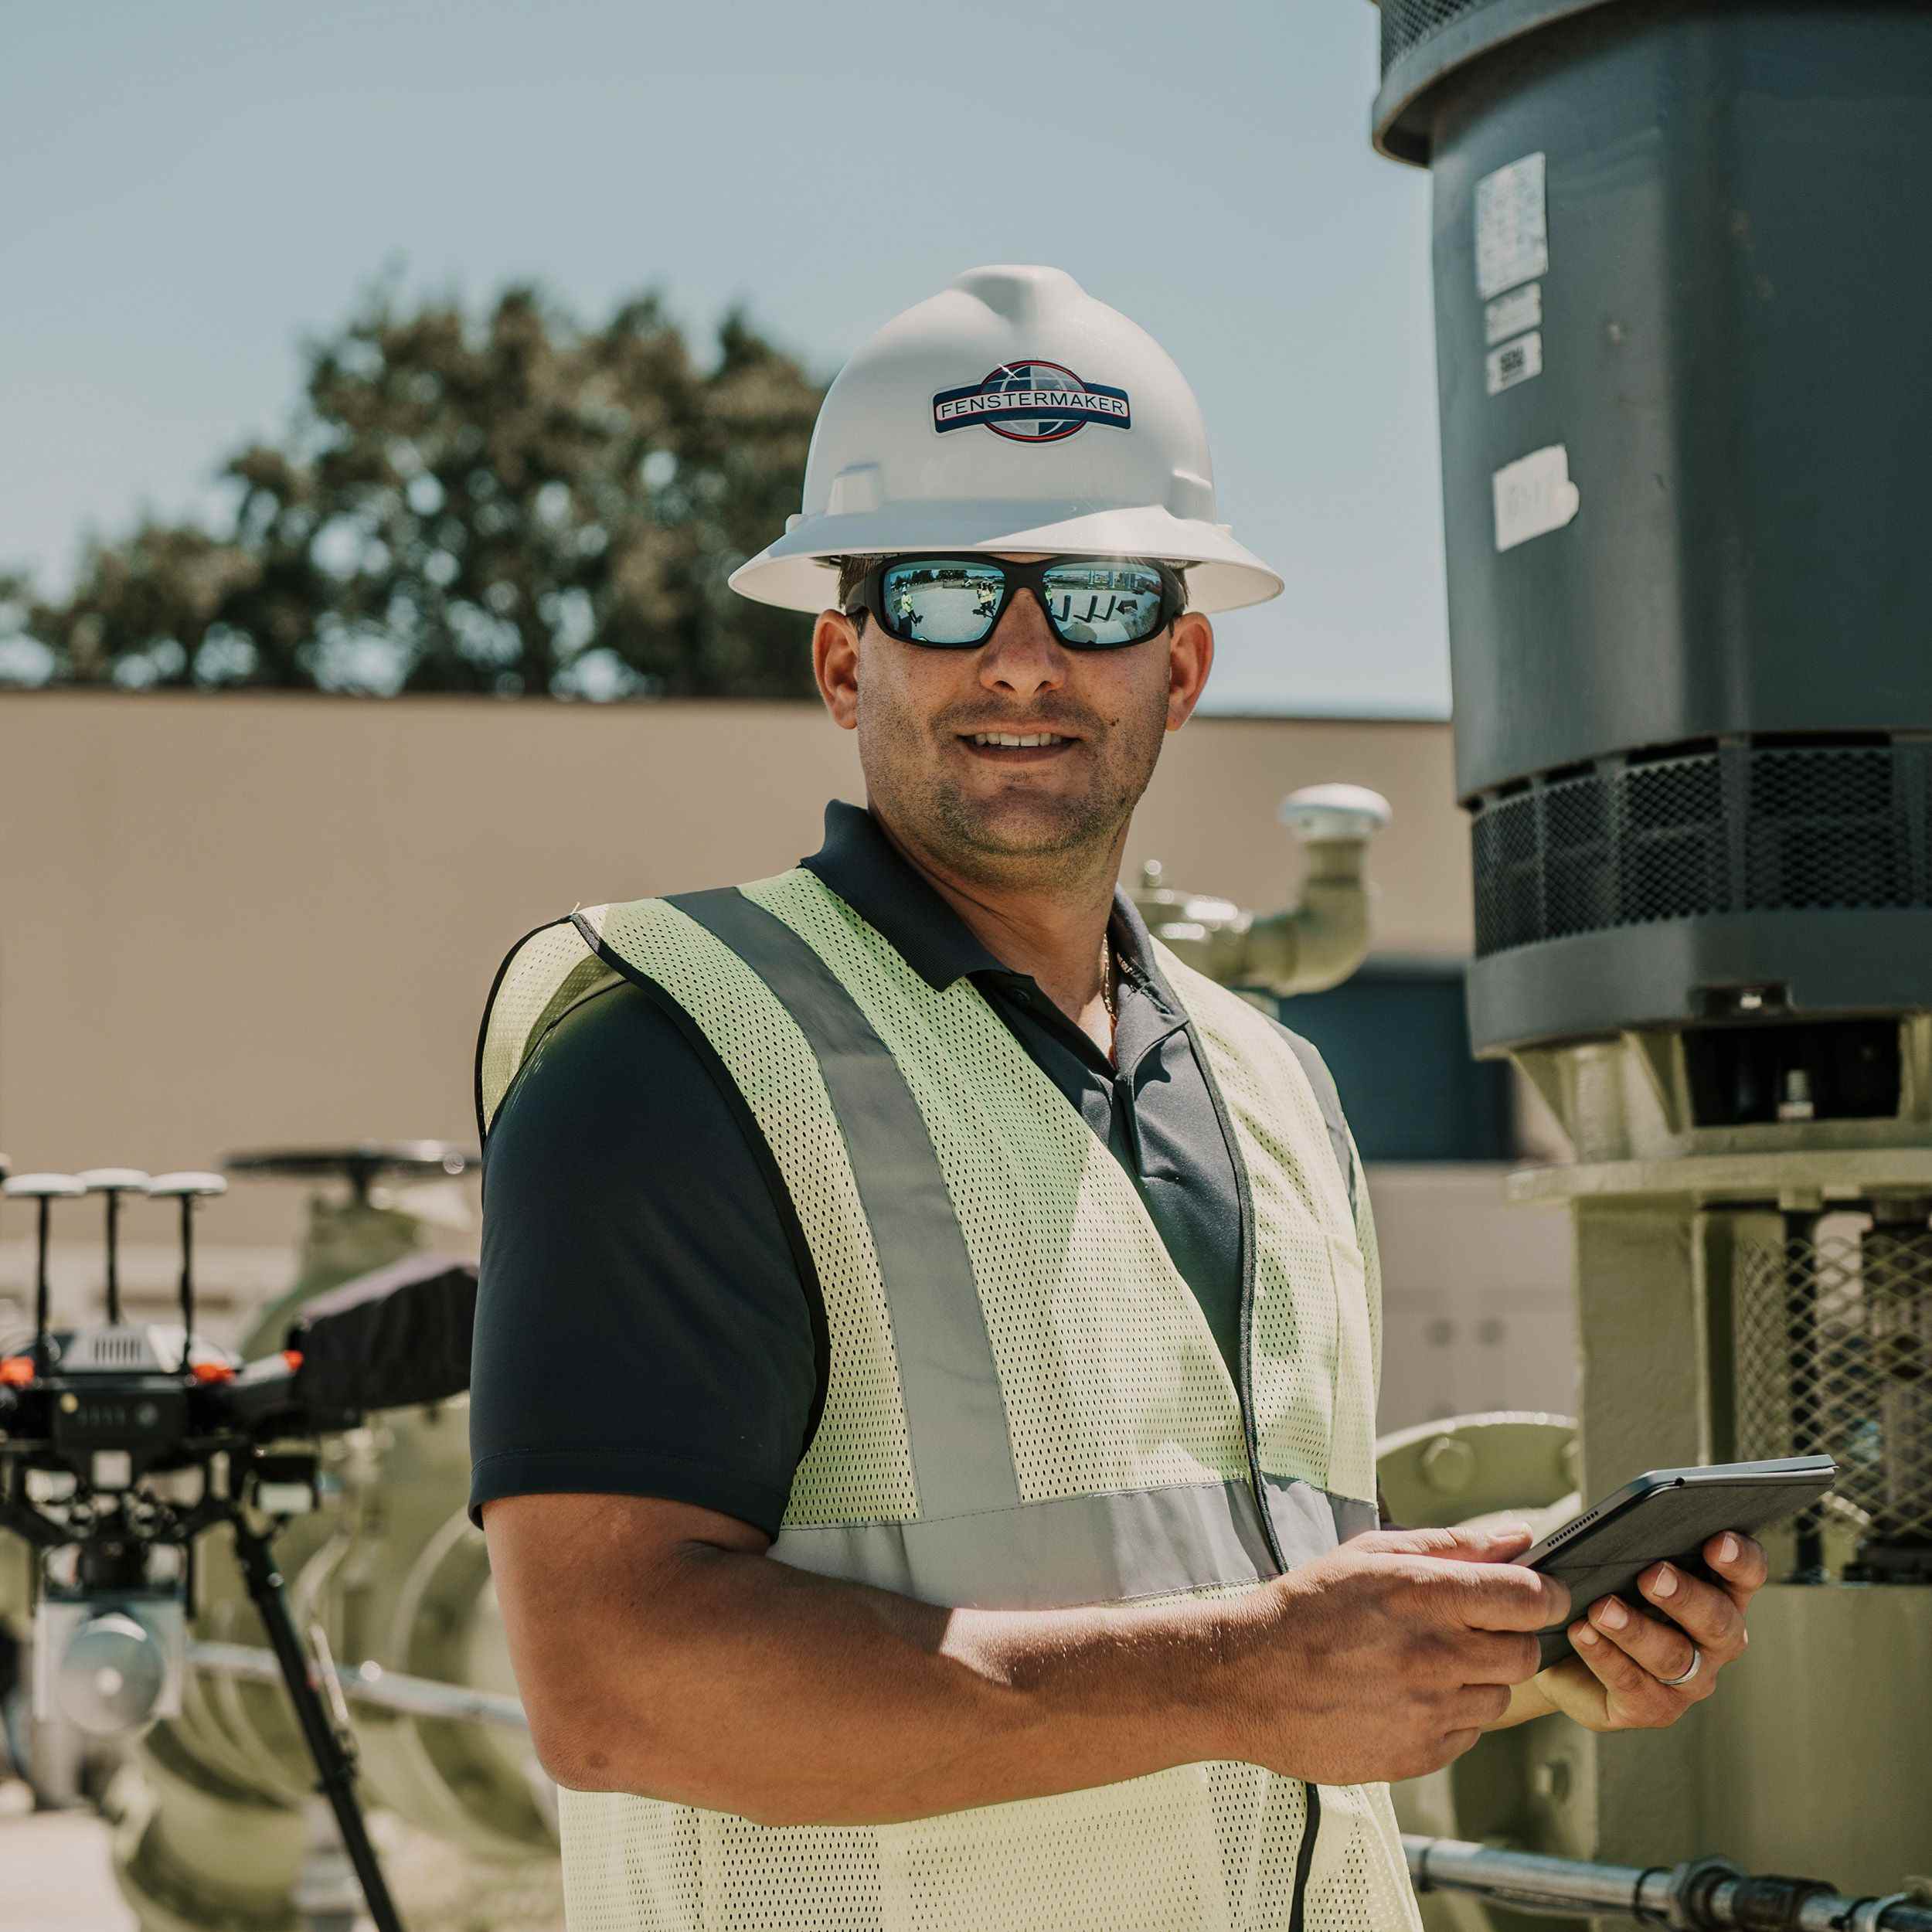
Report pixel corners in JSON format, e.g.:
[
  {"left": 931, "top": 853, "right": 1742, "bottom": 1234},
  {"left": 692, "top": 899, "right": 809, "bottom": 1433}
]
[
  {"left": 537, "top": 1541, "right": 1241, "bottom": 1826},
  {"left": 1482, "top": 1675, "right": 1557, "bottom": 1733}
]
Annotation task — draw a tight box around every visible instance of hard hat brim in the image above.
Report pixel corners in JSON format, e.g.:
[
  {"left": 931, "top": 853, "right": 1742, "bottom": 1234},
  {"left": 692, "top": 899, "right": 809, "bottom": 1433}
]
[{"left": 728, "top": 503, "right": 1284, "bottom": 617}]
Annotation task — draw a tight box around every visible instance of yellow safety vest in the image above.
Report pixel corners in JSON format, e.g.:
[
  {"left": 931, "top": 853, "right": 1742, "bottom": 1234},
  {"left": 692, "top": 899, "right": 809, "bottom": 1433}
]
[{"left": 478, "top": 866, "right": 1420, "bottom": 1932}]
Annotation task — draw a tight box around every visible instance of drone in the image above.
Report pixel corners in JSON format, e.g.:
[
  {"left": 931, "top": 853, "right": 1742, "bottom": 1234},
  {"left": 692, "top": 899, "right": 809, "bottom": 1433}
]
[{"left": 0, "top": 1166, "right": 474, "bottom": 1932}]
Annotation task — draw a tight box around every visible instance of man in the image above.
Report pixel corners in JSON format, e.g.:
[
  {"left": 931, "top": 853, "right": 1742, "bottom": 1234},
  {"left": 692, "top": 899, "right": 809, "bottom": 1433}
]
[{"left": 471, "top": 267, "right": 1767, "bottom": 1931}]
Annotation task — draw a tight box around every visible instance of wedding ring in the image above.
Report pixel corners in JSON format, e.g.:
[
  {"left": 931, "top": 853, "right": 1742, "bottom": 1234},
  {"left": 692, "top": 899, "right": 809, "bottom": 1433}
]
[{"left": 1658, "top": 1644, "right": 1702, "bottom": 1688}]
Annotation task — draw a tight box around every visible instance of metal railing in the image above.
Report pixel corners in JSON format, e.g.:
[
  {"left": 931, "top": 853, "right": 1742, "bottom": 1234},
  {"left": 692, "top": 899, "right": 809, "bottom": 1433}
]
[
  {"left": 186, "top": 1639, "right": 529, "bottom": 1733},
  {"left": 1406, "top": 1835, "right": 1932, "bottom": 1930}
]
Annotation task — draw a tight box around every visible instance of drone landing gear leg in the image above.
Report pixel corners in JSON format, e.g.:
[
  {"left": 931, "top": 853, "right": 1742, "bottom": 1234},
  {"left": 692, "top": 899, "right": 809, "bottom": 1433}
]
[{"left": 227, "top": 1512, "right": 406, "bottom": 1932}]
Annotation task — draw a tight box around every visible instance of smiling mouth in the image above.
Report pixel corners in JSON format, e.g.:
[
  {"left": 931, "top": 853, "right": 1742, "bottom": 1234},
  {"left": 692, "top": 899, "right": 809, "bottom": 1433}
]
[{"left": 958, "top": 734, "right": 1078, "bottom": 767}]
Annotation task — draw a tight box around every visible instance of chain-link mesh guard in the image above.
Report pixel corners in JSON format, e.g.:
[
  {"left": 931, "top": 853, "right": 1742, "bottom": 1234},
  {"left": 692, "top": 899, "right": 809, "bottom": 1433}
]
[{"left": 1733, "top": 1213, "right": 1932, "bottom": 1560}]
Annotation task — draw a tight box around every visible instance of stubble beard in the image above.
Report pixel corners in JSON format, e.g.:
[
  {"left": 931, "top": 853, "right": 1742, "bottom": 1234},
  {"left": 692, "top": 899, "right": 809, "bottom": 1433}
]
[{"left": 859, "top": 682, "right": 1170, "bottom": 893}]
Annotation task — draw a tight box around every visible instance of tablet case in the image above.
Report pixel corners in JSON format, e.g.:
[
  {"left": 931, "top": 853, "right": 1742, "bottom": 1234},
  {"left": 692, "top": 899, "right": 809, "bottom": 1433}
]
[{"left": 1525, "top": 1456, "right": 1836, "bottom": 1668}]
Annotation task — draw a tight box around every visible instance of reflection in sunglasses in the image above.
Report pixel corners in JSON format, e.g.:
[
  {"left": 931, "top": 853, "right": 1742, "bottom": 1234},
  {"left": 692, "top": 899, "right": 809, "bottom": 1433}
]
[
  {"left": 1051, "top": 593, "right": 1128, "bottom": 625},
  {"left": 868, "top": 556, "right": 1175, "bottom": 648}
]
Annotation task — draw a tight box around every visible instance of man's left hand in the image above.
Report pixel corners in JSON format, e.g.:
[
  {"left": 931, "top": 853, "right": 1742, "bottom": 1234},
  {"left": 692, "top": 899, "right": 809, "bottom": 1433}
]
[{"left": 1536, "top": 1532, "right": 1768, "bottom": 1732}]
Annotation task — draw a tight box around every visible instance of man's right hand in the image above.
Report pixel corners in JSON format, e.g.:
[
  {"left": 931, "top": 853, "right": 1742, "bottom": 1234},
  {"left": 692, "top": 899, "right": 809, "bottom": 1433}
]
[{"left": 1227, "top": 1522, "right": 1567, "bottom": 1786}]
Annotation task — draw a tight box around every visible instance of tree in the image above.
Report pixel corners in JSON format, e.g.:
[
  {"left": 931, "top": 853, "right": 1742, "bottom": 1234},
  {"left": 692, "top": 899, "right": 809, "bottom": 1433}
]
[{"left": 7, "top": 283, "right": 827, "bottom": 698}]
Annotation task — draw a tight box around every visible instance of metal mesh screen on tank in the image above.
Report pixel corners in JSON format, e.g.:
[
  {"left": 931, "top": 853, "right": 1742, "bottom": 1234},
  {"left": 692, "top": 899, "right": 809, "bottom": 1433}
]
[
  {"left": 1377, "top": 0, "right": 1494, "bottom": 73},
  {"left": 1733, "top": 1211, "right": 1932, "bottom": 1567},
  {"left": 1468, "top": 738, "right": 1932, "bottom": 958}
]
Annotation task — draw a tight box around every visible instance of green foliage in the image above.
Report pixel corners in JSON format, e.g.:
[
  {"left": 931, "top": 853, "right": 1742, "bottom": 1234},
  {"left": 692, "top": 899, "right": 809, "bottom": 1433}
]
[{"left": 7, "top": 283, "right": 827, "bottom": 697}]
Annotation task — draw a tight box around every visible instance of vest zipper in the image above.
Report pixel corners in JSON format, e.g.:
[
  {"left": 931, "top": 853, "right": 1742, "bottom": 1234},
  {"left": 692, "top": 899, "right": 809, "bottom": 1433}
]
[
  {"left": 1287, "top": 1784, "right": 1322, "bottom": 1932},
  {"left": 1191, "top": 1025, "right": 1322, "bottom": 1932}
]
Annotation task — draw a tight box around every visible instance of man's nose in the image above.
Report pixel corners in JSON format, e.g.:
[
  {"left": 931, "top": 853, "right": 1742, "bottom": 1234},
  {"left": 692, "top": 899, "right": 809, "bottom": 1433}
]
[{"left": 978, "top": 589, "right": 1066, "bottom": 698}]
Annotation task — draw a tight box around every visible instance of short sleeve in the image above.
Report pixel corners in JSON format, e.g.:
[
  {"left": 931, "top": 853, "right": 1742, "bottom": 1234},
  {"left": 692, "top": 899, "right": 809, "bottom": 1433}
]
[{"left": 468, "top": 978, "right": 826, "bottom": 1539}]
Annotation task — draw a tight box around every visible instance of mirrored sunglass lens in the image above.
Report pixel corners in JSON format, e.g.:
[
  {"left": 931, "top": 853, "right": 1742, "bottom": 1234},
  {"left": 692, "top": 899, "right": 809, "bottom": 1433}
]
[
  {"left": 1040, "top": 562, "right": 1167, "bottom": 645},
  {"left": 879, "top": 561, "right": 1005, "bottom": 645}
]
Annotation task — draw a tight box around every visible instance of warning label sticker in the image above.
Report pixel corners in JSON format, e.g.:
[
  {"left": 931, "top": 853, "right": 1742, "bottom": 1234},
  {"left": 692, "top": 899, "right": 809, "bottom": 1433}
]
[
  {"left": 1485, "top": 282, "right": 1542, "bottom": 346},
  {"left": 1485, "top": 331, "right": 1543, "bottom": 396},
  {"left": 1492, "top": 444, "right": 1580, "bottom": 553},
  {"left": 1475, "top": 153, "right": 1549, "bottom": 301}
]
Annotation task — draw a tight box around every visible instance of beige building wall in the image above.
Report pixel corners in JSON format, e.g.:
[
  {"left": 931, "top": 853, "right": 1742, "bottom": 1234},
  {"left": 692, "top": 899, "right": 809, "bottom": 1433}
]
[{"left": 0, "top": 691, "right": 1573, "bottom": 1425}]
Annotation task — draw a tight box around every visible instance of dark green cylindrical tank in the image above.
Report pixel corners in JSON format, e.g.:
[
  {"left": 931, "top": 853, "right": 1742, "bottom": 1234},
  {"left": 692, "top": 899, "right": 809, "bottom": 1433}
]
[
  {"left": 1364, "top": 8, "right": 1932, "bottom": 1912},
  {"left": 1374, "top": 0, "right": 1932, "bottom": 1054}
]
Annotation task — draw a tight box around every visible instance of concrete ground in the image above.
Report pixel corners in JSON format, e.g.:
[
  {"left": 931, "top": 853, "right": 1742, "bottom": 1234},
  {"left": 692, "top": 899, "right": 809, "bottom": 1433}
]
[
  {"left": 0, "top": 1775, "right": 563, "bottom": 1932},
  {"left": 0, "top": 1787, "right": 136, "bottom": 1932}
]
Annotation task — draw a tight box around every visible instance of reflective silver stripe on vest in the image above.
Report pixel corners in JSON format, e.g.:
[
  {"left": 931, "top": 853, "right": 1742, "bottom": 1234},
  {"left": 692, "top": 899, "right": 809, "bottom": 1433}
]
[
  {"left": 771, "top": 1475, "right": 1362, "bottom": 1608},
  {"left": 668, "top": 886, "right": 1022, "bottom": 1523},
  {"left": 1264, "top": 1473, "right": 1379, "bottom": 1556}
]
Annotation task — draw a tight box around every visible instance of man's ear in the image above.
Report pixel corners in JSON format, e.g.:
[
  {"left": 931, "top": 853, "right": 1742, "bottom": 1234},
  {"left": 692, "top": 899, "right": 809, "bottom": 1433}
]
[
  {"left": 1165, "top": 611, "right": 1214, "bottom": 732},
  {"left": 813, "top": 610, "right": 862, "bottom": 730}
]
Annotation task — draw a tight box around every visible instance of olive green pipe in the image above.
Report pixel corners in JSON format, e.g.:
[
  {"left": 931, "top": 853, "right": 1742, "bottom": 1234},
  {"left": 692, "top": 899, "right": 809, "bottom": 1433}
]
[{"left": 1130, "top": 783, "right": 1392, "bottom": 995}]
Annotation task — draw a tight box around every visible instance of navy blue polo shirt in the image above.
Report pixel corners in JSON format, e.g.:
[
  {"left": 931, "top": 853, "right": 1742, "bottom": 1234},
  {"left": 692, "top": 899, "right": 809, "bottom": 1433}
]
[{"left": 469, "top": 802, "right": 1321, "bottom": 1539}]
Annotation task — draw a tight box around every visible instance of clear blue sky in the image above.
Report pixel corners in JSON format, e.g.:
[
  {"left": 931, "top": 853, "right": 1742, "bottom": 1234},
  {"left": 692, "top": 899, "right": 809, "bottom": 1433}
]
[{"left": 1, "top": 0, "right": 1448, "bottom": 716}]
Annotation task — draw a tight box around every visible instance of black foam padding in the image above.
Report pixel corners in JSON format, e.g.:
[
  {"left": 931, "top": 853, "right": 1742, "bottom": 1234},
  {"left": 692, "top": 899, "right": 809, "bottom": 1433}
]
[{"left": 285, "top": 1254, "right": 477, "bottom": 1417}]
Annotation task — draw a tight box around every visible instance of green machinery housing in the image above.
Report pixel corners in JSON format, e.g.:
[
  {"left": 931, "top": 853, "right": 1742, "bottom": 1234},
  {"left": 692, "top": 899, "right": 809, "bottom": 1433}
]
[{"left": 1358, "top": 0, "right": 1932, "bottom": 1916}]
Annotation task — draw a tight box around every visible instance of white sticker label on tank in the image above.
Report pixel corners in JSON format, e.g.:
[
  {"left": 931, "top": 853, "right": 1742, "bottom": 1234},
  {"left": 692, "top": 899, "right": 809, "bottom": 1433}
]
[
  {"left": 1485, "top": 330, "right": 1543, "bottom": 396},
  {"left": 1475, "top": 153, "right": 1549, "bottom": 299},
  {"left": 1492, "top": 444, "right": 1580, "bottom": 552},
  {"left": 1485, "top": 281, "right": 1542, "bottom": 345}
]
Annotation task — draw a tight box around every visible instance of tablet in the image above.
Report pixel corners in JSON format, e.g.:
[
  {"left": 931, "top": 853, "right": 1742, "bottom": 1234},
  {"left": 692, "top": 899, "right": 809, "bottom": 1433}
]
[{"left": 1522, "top": 1454, "right": 1838, "bottom": 1668}]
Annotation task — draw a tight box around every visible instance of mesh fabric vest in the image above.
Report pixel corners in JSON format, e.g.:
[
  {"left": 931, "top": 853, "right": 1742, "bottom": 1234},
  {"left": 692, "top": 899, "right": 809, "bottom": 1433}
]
[{"left": 477, "top": 868, "right": 1420, "bottom": 1932}]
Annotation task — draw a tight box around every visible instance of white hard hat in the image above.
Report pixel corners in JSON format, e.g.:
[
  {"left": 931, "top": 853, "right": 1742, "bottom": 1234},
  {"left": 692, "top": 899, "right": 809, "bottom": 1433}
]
[{"left": 728, "top": 265, "right": 1284, "bottom": 617}]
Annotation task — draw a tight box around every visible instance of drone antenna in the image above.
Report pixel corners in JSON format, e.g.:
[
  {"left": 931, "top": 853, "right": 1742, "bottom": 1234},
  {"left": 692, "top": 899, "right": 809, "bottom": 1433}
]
[
  {"left": 37, "top": 1200, "right": 51, "bottom": 1357},
  {"left": 77, "top": 1172, "right": 151, "bottom": 1327},
  {"left": 106, "top": 1193, "right": 121, "bottom": 1322},
  {"left": 147, "top": 1175, "right": 227, "bottom": 1372},
  {"left": 2, "top": 1175, "right": 86, "bottom": 1372},
  {"left": 180, "top": 1198, "right": 194, "bottom": 1364}
]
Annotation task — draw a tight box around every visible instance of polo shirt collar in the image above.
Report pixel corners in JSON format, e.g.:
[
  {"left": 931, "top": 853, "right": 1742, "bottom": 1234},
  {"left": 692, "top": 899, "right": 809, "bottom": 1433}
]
[
  {"left": 799, "top": 801, "right": 1185, "bottom": 1022},
  {"left": 801, "top": 801, "right": 1001, "bottom": 989}
]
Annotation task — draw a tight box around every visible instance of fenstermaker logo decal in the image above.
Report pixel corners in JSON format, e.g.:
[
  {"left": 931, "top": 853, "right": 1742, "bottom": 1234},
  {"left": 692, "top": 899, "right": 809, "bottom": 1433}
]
[{"left": 931, "top": 361, "right": 1132, "bottom": 443}]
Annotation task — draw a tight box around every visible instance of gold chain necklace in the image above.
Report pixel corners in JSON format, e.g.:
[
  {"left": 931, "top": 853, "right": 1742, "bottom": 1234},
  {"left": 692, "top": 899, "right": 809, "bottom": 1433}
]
[{"left": 1098, "top": 929, "right": 1116, "bottom": 1027}]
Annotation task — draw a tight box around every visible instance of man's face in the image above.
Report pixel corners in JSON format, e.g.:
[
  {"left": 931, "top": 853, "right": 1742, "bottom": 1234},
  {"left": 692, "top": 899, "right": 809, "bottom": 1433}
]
[{"left": 813, "top": 554, "right": 1214, "bottom": 886}]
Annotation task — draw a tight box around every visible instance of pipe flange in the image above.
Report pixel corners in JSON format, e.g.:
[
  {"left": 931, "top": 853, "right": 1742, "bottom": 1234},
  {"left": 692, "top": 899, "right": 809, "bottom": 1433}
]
[
  {"left": 1660, "top": 1855, "right": 1742, "bottom": 1929},
  {"left": 1710, "top": 1868, "right": 1838, "bottom": 1931}
]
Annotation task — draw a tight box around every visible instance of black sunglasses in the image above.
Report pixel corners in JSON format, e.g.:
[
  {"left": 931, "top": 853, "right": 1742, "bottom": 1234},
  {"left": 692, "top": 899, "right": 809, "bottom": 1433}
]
[{"left": 843, "top": 555, "right": 1186, "bottom": 651}]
